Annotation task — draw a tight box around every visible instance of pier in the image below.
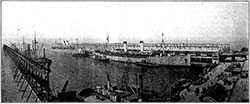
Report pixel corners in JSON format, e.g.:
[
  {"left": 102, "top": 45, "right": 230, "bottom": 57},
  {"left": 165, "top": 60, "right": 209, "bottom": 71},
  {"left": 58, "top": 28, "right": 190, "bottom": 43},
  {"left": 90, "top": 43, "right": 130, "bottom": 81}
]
[
  {"left": 3, "top": 45, "right": 52, "bottom": 102},
  {"left": 177, "top": 60, "right": 248, "bottom": 102}
]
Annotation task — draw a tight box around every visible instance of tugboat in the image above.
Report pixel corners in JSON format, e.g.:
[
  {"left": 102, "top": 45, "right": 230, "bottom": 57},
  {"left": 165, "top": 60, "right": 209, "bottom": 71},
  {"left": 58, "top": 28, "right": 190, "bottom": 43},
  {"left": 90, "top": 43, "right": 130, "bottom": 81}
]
[
  {"left": 72, "top": 48, "right": 90, "bottom": 58},
  {"left": 78, "top": 73, "right": 139, "bottom": 102},
  {"left": 91, "top": 52, "right": 110, "bottom": 62},
  {"left": 92, "top": 55, "right": 110, "bottom": 62}
]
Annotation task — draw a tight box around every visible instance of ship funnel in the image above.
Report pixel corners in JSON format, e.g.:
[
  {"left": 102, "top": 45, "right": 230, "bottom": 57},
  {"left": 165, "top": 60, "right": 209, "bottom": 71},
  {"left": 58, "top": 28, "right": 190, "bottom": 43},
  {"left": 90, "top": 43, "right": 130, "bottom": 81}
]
[
  {"left": 63, "top": 41, "right": 66, "bottom": 47},
  {"left": 123, "top": 41, "right": 127, "bottom": 52},
  {"left": 139, "top": 41, "right": 144, "bottom": 52},
  {"left": 66, "top": 40, "right": 70, "bottom": 46}
]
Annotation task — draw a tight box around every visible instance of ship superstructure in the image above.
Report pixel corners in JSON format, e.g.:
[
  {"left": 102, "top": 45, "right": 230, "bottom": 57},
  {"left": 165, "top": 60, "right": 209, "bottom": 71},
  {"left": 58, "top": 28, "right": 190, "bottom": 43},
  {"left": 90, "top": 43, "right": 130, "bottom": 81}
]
[{"left": 93, "top": 40, "right": 230, "bottom": 67}]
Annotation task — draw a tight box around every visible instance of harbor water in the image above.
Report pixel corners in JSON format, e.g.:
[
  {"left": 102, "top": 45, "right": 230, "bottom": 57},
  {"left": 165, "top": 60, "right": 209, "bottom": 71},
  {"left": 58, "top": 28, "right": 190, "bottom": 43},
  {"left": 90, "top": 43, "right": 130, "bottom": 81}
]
[{"left": 47, "top": 49, "right": 203, "bottom": 97}]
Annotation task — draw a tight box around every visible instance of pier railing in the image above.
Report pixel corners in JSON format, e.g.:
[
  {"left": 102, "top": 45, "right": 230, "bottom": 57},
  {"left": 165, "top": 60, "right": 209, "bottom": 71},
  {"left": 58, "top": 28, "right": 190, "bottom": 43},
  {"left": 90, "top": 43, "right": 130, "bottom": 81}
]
[{"left": 3, "top": 44, "right": 52, "bottom": 102}]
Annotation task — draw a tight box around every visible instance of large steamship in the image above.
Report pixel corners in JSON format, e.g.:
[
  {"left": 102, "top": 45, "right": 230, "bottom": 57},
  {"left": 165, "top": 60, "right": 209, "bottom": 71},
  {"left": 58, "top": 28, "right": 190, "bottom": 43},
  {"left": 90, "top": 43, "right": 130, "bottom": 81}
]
[{"left": 94, "top": 40, "right": 230, "bottom": 67}]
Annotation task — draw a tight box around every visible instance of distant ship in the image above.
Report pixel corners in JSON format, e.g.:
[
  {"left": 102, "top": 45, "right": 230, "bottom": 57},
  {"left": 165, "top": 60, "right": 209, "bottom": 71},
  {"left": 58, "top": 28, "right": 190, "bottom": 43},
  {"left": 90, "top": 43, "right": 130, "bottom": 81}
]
[
  {"left": 72, "top": 48, "right": 91, "bottom": 58},
  {"left": 51, "top": 38, "right": 80, "bottom": 50},
  {"left": 10, "top": 31, "right": 52, "bottom": 68},
  {"left": 94, "top": 42, "right": 230, "bottom": 67},
  {"left": 91, "top": 52, "right": 110, "bottom": 62},
  {"left": 93, "top": 33, "right": 230, "bottom": 67}
]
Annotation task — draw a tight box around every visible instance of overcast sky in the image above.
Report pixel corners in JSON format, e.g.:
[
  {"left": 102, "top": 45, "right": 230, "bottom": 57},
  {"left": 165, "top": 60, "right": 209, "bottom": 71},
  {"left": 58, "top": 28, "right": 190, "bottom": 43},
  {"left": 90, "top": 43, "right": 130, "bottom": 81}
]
[{"left": 2, "top": 2, "right": 248, "bottom": 50}]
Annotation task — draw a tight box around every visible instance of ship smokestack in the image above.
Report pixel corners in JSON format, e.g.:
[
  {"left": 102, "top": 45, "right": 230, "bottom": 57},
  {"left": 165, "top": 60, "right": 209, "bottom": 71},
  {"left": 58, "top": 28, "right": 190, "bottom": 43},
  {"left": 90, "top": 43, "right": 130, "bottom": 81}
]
[
  {"left": 66, "top": 40, "right": 69, "bottom": 46},
  {"left": 139, "top": 41, "right": 144, "bottom": 52},
  {"left": 123, "top": 41, "right": 127, "bottom": 52},
  {"left": 63, "top": 41, "right": 66, "bottom": 47}
]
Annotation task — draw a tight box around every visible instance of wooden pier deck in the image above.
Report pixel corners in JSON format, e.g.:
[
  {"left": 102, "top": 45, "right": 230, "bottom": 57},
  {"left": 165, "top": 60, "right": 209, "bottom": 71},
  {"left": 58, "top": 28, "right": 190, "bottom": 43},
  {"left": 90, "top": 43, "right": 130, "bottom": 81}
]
[{"left": 1, "top": 49, "right": 37, "bottom": 102}]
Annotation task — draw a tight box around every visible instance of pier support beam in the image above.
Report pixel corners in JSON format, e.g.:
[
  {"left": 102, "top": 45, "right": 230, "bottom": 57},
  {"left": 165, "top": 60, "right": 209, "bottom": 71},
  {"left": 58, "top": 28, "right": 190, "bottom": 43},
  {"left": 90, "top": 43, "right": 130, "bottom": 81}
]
[
  {"left": 21, "top": 83, "right": 29, "bottom": 98},
  {"left": 26, "top": 90, "right": 32, "bottom": 102}
]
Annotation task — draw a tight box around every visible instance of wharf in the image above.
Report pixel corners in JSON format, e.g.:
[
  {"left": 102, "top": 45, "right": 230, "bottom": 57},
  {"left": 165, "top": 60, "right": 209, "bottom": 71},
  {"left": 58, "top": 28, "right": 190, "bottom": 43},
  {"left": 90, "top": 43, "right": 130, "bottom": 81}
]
[
  {"left": 229, "top": 60, "right": 249, "bottom": 102},
  {"left": 179, "top": 63, "right": 230, "bottom": 102},
  {"left": 178, "top": 59, "right": 249, "bottom": 102},
  {"left": 1, "top": 50, "right": 36, "bottom": 102},
  {"left": 229, "top": 78, "right": 249, "bottom": 102}
]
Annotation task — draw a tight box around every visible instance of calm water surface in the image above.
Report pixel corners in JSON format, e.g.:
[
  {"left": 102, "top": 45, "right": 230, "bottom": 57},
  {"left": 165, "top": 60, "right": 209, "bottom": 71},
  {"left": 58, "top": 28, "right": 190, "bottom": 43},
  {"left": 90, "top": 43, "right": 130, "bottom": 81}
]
[{"left": 46, "top": 49, "right": 203, "bottom": 97}]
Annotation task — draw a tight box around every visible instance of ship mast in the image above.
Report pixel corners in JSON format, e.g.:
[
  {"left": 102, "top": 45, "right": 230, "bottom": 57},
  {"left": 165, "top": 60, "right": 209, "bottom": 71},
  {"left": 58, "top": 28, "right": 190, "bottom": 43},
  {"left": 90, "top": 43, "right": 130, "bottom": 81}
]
[
  {"left": 33, "top": 31, "right": 38, "bottom": 58},
  {"left": 106, "top": 33, "right": 109, "bottom": 44},
  {"left": 106, "top": 33, "right": 109, "bottom": 51},
  {"left": 161, "top": 32, "right": 164, "bottom": 45},
  {"left": 161, "top": 33, "right": 165, "bottom": 55},
  {"left": 23, "top": 36, "right": 25, "bottom": 52},
  {"left": 34, "top": 31, "right": 37, "bottom": 51}
]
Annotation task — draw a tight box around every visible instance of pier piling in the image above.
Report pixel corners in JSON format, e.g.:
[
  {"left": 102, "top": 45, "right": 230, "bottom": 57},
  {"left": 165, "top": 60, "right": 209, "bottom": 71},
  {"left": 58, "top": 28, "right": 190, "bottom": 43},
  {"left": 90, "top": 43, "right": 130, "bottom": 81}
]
[{"left": 3, "top": 44, "right": 52, "bottom": 102}]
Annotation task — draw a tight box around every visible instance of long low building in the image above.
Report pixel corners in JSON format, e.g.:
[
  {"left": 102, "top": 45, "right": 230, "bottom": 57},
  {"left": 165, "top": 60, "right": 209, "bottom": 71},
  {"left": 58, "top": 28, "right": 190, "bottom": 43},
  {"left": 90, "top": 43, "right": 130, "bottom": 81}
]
[{"left": 108, "top": 42, "right": 230, "bottom": 53}]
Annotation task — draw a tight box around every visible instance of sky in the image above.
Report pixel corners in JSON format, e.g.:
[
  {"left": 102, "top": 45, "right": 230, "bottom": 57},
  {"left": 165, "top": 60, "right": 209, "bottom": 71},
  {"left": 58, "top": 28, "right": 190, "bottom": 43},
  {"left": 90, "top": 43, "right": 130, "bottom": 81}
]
[{"left": 2, "top": 2, "right": 248, "bottom": 50}]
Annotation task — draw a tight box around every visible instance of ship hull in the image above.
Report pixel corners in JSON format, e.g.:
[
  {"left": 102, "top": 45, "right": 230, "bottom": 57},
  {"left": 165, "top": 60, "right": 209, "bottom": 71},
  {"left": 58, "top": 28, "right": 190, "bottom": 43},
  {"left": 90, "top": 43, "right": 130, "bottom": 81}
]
[
  {"left": 104, "top": 54, "right": 191, "bottom": 66},
  {"left": 105, "top": 55, "right": 146, "bottom": 63},
  {"left": 146, "top": 55, "right": 191, "bottom": 66}
]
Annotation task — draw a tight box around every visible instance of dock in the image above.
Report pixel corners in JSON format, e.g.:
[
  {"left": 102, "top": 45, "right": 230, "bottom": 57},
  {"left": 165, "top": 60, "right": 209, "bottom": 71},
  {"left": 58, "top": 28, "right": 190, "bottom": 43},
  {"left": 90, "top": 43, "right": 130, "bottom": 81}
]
[
  {"left": 178, "top": 60, "right": 249, "bottom": 102},
  {"left": 1, "top": 49, "right": 38, "bottom": 102},
  {"left": 229, "top": 60, "right": 249, "bottom": 102},
  {"left": 178, "top": 63, "right": 230, "bottom": 102},
  {"left": 2, "top": 45, "right": 51, "bottom": 102}
]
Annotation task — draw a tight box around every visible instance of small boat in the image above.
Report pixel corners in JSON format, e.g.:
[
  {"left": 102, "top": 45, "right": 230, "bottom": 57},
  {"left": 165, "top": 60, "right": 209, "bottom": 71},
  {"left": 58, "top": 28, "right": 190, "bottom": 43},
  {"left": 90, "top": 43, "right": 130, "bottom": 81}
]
[
  {"left": 82, "top": 73, "right": 138, "bottom": 102},
  {"left": 91, "top": 55, "right": 110, "bottom": 62},
  {"left": 72, "top": 49, "right": 91, "bottom": 58}
]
